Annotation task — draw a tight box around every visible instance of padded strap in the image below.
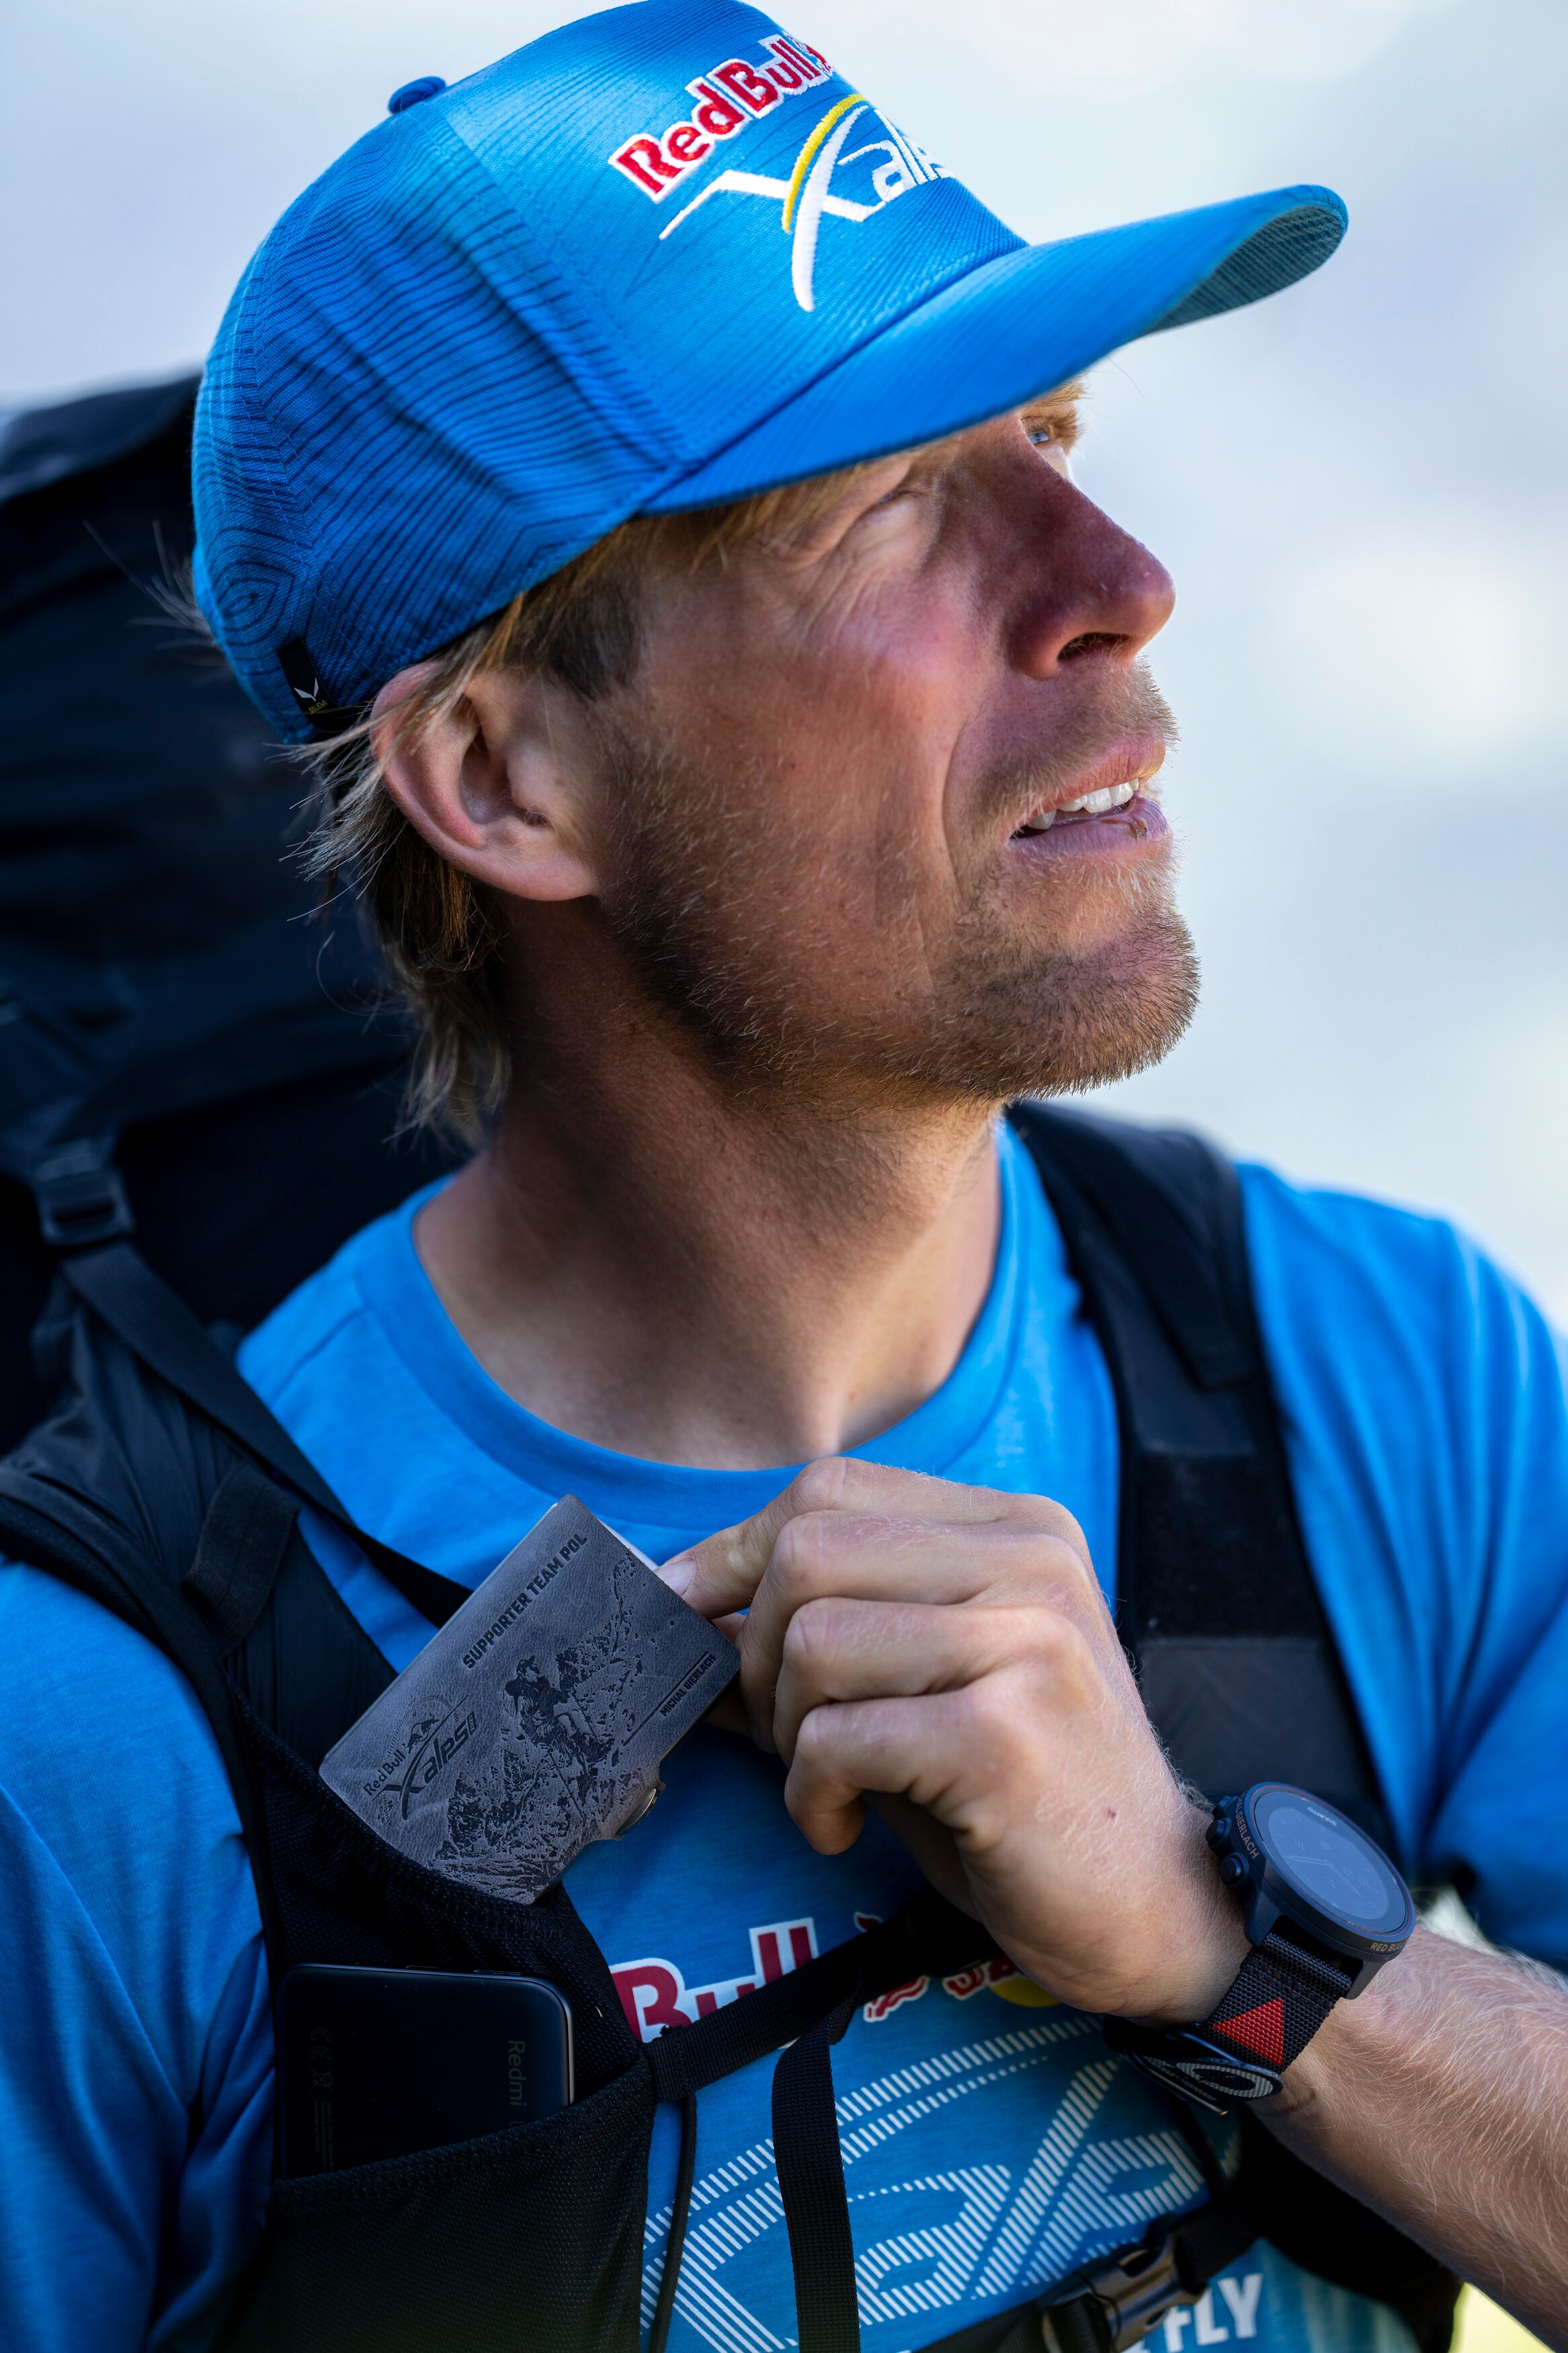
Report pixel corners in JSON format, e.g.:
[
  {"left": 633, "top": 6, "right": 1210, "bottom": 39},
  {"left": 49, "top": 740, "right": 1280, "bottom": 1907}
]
[
  {"left": 1006, "top": 1103, "right": 1389, "bottom": 1840},
  {"left": 60, "top": 1242, "right": 470, "bottom": 1630}
]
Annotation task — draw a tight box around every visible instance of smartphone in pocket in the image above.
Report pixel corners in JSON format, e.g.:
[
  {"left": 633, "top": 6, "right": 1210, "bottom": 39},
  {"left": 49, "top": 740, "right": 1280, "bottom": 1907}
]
[{"left": 278, "top": 1964, "right": 575, "bottom": 2176}]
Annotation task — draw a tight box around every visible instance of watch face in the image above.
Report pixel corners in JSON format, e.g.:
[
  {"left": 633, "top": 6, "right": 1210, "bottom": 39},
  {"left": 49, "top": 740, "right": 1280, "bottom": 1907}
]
[{"left": 1250, "top": 1787, "right": 1410, "bottom": 1938}]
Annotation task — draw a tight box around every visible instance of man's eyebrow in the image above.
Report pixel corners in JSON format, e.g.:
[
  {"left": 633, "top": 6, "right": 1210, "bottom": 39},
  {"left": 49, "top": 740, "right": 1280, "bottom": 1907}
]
[
  {"left": 1019, "top": 381, "right": 1087, "bottom": 451},
  {"left": 903, "top": 380, "right": 1089, "bottom": 485},
  {"left": 697, "top": 378, "right": 1094, "bottom": 562}
]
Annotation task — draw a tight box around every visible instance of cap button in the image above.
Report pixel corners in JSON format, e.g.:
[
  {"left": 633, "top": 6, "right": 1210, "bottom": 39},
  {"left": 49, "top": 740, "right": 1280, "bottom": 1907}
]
[{"left": 387, "top": 76, "right": 447, "bottom": 115}]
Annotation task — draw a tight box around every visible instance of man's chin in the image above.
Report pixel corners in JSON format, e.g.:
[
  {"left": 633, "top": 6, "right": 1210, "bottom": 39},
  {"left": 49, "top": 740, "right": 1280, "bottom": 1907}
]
[{"left": 910, "top": 913, "right": 1202, "bottom": 1105}]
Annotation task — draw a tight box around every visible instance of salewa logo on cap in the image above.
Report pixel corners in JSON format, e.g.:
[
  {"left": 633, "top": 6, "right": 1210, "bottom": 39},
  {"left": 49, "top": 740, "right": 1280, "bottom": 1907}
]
[
  {"left": 608, "top": 33, "right": 831, "bottom": 200},
  {"left": 661, "top": 93, "right": 949, "bottom": 313}
]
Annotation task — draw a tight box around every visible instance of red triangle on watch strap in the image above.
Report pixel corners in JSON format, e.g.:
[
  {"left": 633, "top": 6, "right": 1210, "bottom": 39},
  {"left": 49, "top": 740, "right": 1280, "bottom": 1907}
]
[{"left": 1216, "top": 1995, "right": 1286, "bottom": 2067}]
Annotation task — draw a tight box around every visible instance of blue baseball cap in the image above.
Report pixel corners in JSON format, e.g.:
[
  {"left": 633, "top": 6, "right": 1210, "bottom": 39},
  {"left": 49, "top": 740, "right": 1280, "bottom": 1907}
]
[{"left": 193, "top": 0, "right": 1346, "bottom": 746}]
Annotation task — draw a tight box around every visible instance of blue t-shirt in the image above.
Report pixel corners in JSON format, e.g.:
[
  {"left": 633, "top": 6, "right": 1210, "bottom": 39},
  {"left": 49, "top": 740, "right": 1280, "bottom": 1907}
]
[{"left": 2, "top": 1123, "right": 1566, "bottom": 2353}]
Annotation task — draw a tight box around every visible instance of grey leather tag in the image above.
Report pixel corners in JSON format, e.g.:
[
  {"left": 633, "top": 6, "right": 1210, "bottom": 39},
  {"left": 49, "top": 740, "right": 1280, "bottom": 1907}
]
[{"left": 319, "top": 1497, "right": 737, "bottom": 1901}]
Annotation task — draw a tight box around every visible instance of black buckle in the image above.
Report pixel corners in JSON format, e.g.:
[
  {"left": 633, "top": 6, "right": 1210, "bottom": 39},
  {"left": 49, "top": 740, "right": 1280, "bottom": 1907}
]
[
  {"left": 33, "top": 1142, "right": 135, "bottom": 1249},
  {"left": 1038, "top": 2229, "right": 1196, "bottom": 2353}
]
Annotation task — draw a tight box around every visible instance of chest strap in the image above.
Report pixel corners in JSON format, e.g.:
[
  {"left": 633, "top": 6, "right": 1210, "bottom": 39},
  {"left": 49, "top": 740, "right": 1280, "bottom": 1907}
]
[{"left": 645, "top": 1890, "right": 991, "bottom": 2352}]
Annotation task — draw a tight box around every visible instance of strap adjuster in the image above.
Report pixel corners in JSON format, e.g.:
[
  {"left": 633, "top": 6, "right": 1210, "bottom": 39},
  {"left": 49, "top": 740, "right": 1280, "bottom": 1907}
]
[
  {"left": 1038, "top": 2228, "right": 1196, "bottom": 2353},
  {"left": 32, "top": 1141, "right": 135, "bottom": 1248}
]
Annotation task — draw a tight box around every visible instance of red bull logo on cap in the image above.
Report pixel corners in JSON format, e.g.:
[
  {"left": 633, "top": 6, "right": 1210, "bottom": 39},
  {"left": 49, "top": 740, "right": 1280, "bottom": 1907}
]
[{"left": 609, "top": 32, "right": 832, "bottom": 200}]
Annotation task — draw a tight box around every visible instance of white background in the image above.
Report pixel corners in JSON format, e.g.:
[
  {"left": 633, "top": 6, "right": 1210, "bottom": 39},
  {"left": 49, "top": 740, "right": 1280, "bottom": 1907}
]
[{"left": 5, "top": 0, "right": 1566, "bottom": 1316}]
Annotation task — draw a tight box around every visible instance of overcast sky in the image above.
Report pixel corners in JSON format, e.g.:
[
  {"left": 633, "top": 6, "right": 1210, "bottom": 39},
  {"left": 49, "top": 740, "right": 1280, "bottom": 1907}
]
[{"left": 5, "top": 0, "right": 1567, "bottom": 1316}]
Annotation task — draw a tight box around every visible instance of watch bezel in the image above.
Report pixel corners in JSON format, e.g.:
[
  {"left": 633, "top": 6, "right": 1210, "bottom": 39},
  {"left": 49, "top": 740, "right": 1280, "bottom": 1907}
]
[{"left": 1216, "top": 1783, "right": 1416, "bottom": 1986}]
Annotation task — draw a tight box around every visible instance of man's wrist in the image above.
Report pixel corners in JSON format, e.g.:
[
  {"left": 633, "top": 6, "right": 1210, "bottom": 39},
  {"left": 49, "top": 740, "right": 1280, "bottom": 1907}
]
[
  {"left": 1110, "top": 1801, "right": 1251, "bottom": 2024},
  {"left": 1261, "top": 1919, "right": 1427, "bottom": 2120}
]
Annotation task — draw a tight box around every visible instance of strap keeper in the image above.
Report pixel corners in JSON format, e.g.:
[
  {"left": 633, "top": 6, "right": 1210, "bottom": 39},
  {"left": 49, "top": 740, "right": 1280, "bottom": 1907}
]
[
  {"left": 32, "top": 1140, "right": 135, "bottom": 1248},
  {"left": 647, "top": 2016, "right": 696, "bottom": 2103}
]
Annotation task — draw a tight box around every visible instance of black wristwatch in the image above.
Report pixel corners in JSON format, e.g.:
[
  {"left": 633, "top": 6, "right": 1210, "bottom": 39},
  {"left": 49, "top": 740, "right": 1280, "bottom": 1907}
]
[{"left": 1104, "top": 1782, "right": 1417, "bottom": 2113}]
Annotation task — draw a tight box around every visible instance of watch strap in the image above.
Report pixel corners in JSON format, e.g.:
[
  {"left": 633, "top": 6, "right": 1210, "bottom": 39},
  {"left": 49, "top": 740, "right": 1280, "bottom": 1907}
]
[{"left": 1204, "top": 1928, "right": 1357, "bottom": 2071}]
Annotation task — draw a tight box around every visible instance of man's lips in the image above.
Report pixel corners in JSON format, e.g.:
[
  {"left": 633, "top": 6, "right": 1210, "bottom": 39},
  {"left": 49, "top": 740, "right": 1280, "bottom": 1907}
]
[
  {"left": 1006, "top": 748, "right": 1165, "bottom": 842},
  {"left": 1011, "top": 790, "right": 1170, "bottom": 859},
  {"left": 1007, "top": 740, "right": 1169, "bottom": 859}
]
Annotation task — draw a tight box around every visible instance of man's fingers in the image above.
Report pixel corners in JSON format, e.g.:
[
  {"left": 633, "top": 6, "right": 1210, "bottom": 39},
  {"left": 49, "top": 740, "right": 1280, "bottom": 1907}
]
[
  {"left": 771, "top": 1597, "right": 1075, "bottom": 1761},
  {"left": 784, "top": 1691, "right": 977, "bottom": 1853},
  {"left": 740, "top": 1515, "right": 1108, "bottom": 1748},
  {"left": 658, "top": 1458, "right": 1087, "bottom": 1620}
]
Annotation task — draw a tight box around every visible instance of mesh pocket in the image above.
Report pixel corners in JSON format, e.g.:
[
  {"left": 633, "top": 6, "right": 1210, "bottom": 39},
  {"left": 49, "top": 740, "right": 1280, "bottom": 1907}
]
[{"left": 219, "top": 2061, "right": 654, "bottom": 2353}]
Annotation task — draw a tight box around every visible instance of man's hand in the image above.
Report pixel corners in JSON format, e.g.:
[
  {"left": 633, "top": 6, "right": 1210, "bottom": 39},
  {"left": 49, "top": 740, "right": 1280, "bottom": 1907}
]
[
  {"left": 660, "top": 1456, "right": 1247, "bottom": 2022},
  {"left": 662, "top": 1460, "right": 1568, "bottom": 2344}
]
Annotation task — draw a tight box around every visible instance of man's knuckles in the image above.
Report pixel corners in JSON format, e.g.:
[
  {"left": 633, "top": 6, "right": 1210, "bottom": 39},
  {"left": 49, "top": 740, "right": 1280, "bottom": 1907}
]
[
  {"left": 764, "top": 1510, "right": 1097, "bottom": 1612},
  {"left": 776, "top": 1591, "right": 871, "bottom": 1677},
  {"left": 785, "top": 1455, "right": 860, "bottom": 1518},
  {"left": 765, "top": 1507, "right": 856, "bottom": 1599},
  {"left": 782, "top": 1459, "right": 1087, "bottom": 1550}
]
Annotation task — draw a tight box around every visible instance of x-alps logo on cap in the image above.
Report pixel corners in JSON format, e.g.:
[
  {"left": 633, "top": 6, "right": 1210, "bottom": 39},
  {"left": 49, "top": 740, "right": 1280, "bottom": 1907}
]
[{"left": 608, "top": 36, "right": 949, "bottom": 313}]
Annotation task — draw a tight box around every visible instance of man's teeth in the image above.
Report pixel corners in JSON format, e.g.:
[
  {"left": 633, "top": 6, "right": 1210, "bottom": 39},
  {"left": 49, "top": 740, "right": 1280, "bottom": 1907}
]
[
  {"left": 1061, "top": 781, "right": 1139, "bottom": 815},
  {"left": 1020, "top": 781, "right": 1139, "bottom": 832}
]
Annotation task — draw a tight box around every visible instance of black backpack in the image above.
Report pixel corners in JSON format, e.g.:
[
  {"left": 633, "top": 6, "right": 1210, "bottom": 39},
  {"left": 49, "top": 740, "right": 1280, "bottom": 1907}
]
[
  {"left": 0, "top": 374, "right": 458, "bottom": 1451},
  {"left": 0, "top": 1104, "right": 1461, "bottom": 2353}
]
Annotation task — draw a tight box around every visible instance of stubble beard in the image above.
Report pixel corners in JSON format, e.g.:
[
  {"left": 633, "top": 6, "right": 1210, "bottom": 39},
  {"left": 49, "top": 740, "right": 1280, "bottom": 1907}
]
[{"left": 591, "top": 669, "right": 1200, "bottom": 1113}]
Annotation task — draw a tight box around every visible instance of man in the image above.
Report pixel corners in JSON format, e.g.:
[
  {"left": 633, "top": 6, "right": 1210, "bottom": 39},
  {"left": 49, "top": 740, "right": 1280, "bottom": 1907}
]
[{"left": 1, "top": 4, "right": 1565, "bottom": 2350}]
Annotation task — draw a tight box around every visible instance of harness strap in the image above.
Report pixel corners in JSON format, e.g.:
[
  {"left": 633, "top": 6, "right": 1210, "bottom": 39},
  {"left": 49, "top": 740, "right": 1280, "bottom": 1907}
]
[
  {"left": 58, "top": 1242, "right": 470, "bottom": 1631},
  {"left": 1034, "top": 2176, "right": 1259, "bottom": 2353},
  {"left": 773, "top": 1993, "right": 861, "bottom": 2353},
  {"left": 647, "top": 1889, "right": 978, "bottom": 2106},
  {"left": 645, "top": 1884, "right": 1264, "bottom": 2353},
  {"left": 645, "top": 1892, "right": 996, "bottom": 2350},
  {"left": 1007, "top": 1106, "right": 1391, "bottom": 1845}
]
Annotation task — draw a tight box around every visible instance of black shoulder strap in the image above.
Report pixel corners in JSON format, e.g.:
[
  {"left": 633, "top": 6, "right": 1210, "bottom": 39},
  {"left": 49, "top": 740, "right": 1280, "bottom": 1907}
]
[
  {"left": 1006, "top": 1103, "right": 1389, "bottom": 1846},
  {"left": 0, "top": 1241, "right": 468, "bottom": 1888},
  {"left": 0, "top": 1238, "right": 464, "bottom": 1946},
  {"left": 58, "top": 1242, "right": 470, "bottom": 1632},
  {"left": 1006, "top": 1104, "right": 1458, "bottom": 2353}
]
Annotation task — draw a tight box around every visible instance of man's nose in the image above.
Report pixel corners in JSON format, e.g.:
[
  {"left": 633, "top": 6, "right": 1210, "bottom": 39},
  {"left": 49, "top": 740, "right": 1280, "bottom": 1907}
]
[{"left": 1005, "top": 471, "right": 1175, "bottom": 678}]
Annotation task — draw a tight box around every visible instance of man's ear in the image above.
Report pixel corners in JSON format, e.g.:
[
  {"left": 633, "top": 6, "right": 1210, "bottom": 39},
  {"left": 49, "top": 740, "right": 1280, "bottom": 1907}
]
[{"left": 372, "top": 662, "right": 602, "bottom": 904}]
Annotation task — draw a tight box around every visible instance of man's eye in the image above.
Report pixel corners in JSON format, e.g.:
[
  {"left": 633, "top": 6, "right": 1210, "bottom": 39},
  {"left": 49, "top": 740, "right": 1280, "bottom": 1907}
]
[
  {"left": 872, "top": 471, "right": 918, "bottom": 507},
  {"left": 1026, "top": 426, "right": 1054, "bottom": 448}
]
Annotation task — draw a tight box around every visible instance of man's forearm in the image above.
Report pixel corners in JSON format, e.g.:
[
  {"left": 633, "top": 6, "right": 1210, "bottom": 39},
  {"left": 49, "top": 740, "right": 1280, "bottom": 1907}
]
[{"left": 1264, "top": 1923, "right": 1568, "bottom": 2347}]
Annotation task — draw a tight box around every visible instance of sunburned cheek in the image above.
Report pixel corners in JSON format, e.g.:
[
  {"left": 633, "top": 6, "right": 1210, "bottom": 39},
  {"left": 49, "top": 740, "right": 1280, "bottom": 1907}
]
[{"left": 798, "top": 569, "right": 983, "bottom": 725}]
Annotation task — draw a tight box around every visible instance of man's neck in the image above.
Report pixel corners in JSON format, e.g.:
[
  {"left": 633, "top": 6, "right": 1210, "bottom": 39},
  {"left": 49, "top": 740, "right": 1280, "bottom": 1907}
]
[{"left": 415, "top": 1033, "right": 1003, "bottom": 1470}]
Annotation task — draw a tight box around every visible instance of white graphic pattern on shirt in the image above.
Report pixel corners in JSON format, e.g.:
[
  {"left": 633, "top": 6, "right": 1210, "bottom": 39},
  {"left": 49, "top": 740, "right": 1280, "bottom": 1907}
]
[{"left": 640, "top": 2013, "right": 1208, "bottom": 2350}]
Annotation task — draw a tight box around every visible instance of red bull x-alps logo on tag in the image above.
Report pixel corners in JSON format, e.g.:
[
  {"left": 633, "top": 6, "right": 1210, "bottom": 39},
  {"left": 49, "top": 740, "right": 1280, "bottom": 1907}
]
[{"left": 608, "top": 36, "right": 950, "bottom": 313}]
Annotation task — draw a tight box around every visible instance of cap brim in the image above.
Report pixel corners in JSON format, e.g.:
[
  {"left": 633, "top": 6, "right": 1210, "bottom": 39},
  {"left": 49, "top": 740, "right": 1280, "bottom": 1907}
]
[{"left": 646, "top": 184, "right": 1344, "bottom": 512}]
